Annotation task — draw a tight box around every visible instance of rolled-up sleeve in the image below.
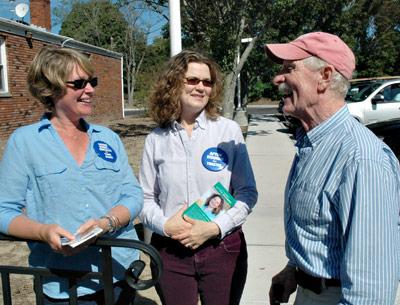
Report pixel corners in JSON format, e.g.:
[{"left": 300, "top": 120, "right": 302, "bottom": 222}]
[
  {"left": 0, "top": 132, "right": 28, "bottom": 233},
  {"left": 113, "top": 134, "right": 143, "bottom": 221}
]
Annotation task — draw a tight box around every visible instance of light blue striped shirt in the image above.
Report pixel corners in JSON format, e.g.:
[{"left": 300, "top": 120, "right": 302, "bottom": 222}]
[{"left": 285, "top": 106, "right": 400, "bottom": 304}]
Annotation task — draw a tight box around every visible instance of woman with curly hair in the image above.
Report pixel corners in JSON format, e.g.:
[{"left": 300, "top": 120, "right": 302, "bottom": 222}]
[{"left": 139, "top": 50, "right": 258, "bottom": 305}]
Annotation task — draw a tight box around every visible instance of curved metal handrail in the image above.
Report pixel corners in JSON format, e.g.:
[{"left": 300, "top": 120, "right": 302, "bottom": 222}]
[
  {"left": 94, "top": 237, "right": 163, "bottom": 290},
  {"left": 0, "top": 233, "right": 163, "bottom": 304}
]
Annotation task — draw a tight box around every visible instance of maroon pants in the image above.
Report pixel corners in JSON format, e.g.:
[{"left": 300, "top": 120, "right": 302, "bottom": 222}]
[{"left": 150, "top": 228, "right": 248, "bottom": 305}]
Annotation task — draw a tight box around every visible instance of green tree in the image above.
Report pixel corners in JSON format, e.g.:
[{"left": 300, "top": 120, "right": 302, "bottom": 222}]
[
  {"left": 244, "top": 0, "right": 399, "bottom": 100},
  {"left": 115, "top": 0, "right": 400, "bottom": 106},
  {"left": 134, "top": 36, "right": 170, "bottom": 104},
  {"left": 60, "top": 0, "right": 128, "bottom": 52},
  {"left": 353, "top": 0, "right": 400, "bottom": 77},
  {"left": 59, "top": 0, "right": 152, "bottom": 106},
  {"left": 178, "top": 0, "right": 268, "bottom": 118}
]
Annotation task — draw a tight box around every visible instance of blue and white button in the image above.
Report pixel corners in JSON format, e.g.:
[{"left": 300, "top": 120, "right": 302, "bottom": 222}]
[
  {"left": 93, "top": 141, "right": 117, "bottom": 163},
  {"left": 201, "top": 147, "right": 228, "bottom": 172}
]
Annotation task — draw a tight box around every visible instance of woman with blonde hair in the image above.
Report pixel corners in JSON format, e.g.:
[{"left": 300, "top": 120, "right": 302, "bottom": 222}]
[{"left": 0, "top": 47, "right": 143, "bottom": 304}]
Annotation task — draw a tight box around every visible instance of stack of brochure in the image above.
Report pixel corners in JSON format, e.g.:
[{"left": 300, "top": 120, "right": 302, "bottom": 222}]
[
  {"left": 60, "top": 226, "right": 103, "bottom": 248},
  {"left": 183, "top": 182, "right": 236, "bottom": 221}
]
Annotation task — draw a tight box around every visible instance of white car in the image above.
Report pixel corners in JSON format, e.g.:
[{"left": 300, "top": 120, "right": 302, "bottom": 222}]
[{"left": 346, "top": 77, "right": 400, "bottom": 125}]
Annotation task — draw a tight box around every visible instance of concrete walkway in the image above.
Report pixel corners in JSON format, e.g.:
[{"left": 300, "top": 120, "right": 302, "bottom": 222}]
[{"left": 240, "top": 114, "right": 296, "bottom": 305}]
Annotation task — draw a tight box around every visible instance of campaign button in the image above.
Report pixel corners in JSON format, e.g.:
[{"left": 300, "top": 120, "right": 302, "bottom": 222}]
[
  {"left": 93, "top": 141, "right": 117, "bottom": 163},
  {"left": 201, "top": 147, "right": 228, "bottom": 172}
]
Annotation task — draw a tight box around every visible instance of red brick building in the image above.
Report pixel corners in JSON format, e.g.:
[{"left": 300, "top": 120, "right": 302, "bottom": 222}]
[{"left": 0, "top": 1, "right": 124, "bottom": 139}]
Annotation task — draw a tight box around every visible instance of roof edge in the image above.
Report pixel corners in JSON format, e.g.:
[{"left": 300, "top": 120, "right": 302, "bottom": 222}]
[{"left": 0, "top": 17, "right": 122, "bottom": 59}]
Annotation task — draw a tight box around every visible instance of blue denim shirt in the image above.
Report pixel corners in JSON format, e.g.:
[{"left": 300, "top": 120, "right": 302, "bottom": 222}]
[{"left": 0, "top": 114, "right": 143, "bottom": 299}]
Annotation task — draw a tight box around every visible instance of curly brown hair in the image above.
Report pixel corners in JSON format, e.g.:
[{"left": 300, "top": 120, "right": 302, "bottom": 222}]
[
  {"left": 149, "top": 50, "right": 224, "bottom": 127},
  {"left": 27, "top": 47, "right": 94, "bottom": 110}
]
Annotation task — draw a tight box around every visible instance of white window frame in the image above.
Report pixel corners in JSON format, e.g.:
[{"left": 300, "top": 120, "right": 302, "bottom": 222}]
[{"left": 0, "top": 37, "right": 9, "bottom": 95}]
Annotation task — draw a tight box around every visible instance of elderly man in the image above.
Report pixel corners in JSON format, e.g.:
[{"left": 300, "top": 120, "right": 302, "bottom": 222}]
[{"left": 266, "top": 32, "right": 400, "bottom": 305}]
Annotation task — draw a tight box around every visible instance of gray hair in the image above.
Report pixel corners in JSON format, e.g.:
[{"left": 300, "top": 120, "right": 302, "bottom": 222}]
[{"left": 303, "top": 56, "right": 349, "bottom": 98}]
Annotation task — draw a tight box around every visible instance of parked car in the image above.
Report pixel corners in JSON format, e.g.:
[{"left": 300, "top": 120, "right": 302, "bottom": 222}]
[
  {"left": 346, "top": 77, "right": 400, "bottom": 124},
  {"left": 366, "top": 118, "right": 400, "bottom": 161}
]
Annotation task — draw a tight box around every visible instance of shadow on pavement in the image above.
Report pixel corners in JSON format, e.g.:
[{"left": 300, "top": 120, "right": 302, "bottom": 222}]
[
  {"left": 134, "top": 294, "right": 159, "bottom": 305},
  {"left": 249, "top": 114, "right": 279, "bottom": 123},
  {"left": 247, "top": 130, "right": 273, "bottom": 136}
]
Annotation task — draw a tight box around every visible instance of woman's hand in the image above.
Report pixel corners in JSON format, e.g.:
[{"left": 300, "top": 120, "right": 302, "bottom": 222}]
[
  {"left": 174, "top": 216, "right": 221, "bottom": 250},
  {"left": 37, "top": 223, "right": 75, "bottom": 253},
  {"left": 164, "top": 205, "right": 192, "bottom": 238},
  {"left": 76, "top": 218, "right": 106, "bottom": 235},
  {"left": 58, "top": 219, "right": 104, "bottom": 256}
]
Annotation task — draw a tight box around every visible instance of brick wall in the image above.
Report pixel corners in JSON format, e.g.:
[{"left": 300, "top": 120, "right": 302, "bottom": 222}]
[
  {"left": 0, "top": 33, "right": 123, "bottom": 139},
  {"left": 90, "top": 53, "right": 123, "bottom": 122}
]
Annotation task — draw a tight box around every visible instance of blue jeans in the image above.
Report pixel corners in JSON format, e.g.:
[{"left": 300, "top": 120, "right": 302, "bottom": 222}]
[
  {"left": 43, "top": 281, "right": 135, "bottom": 305},
  {"left": 150, "top": 228, "right": 248, "bottom": 305}
]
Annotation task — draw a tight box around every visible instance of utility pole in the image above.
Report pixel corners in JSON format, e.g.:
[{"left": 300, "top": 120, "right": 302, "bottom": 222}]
[{"left": 169, "top": 0, "right": 182, "bottom": 56}]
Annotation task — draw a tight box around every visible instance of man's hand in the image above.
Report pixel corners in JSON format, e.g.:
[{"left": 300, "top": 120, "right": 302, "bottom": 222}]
[
  {"left": 174, "top": 216, "right": 220, "bottom": 249},
  {"left": 164, "top": 205, "right": 192, "bottom": 237},
  {"left": 269, "top": 264, "right": 297, "bottom": 305}
]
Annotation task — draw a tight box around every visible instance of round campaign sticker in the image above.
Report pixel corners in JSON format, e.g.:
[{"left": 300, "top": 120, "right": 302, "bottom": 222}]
[
  {"left": 93, "top": 141, "right": 117, "bottom": 163},
  {"left": 201, "top": 147, "right": 228, "bottom": 172}
]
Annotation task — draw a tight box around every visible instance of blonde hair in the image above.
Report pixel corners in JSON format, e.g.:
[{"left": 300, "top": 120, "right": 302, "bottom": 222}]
[
  {"left": 27, "top": 47, "right": 94, "bottom": 110},
  {"left": 149, "top": 50, "right": 224, "bottom": 128}
]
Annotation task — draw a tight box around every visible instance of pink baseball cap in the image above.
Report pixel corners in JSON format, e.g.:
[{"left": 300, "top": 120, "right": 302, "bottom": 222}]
[{"left": 265, "top": 32, "right": 355, "bottom": 80}]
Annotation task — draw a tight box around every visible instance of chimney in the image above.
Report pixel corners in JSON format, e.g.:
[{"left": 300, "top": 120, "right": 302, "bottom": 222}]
[{"left": 30, "top": 0, "right": 51, "bottom": 31}]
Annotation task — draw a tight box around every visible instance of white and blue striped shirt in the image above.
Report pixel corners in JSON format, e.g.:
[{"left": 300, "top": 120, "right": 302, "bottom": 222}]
[{"left": 285, "top": 106, "right": 400, "bottom": 304}]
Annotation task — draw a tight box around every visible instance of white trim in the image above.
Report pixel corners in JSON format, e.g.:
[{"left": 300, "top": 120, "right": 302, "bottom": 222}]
[
  {"left": 0, "top": 36, "right": 9, "bottom": 95},
  {"left": 0, "top": 18, "right": 122, "bottom": 59}
]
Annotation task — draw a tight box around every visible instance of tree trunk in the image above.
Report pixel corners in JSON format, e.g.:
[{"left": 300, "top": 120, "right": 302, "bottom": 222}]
[
  {"left": 222, "top": 72, "right": 236, "bottom": 119},
  {"left": 222, "top": 35, "right": 258, "bottom": 119}
]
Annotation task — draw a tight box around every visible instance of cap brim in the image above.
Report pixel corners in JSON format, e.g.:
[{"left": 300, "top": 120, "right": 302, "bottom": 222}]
[{"left": 264, "top": 43, "right": 311, "bottom": 63}]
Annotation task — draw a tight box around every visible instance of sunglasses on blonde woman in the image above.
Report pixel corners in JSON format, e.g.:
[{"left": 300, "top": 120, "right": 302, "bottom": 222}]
[
  {"left": 66, "top": 77, "right": 98, "bottom": 90},
  {"left": 184, "top": 77, "right": 213, "bottom": 88}
]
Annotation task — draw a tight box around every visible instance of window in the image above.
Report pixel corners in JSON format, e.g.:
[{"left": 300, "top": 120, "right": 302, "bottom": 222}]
[
  {"left": 0, "top": 37, "right": 9, "bottom": 95},
  {"left": 382, "top": 83, "right": 400, "bottom": 103}
]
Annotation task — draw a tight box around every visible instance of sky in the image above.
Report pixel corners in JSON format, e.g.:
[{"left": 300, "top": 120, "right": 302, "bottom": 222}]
[
  {"left": 0, "top": 0, "right": 30, "bottom": 22},
  {"left": 0, "top": 0, "right": 167, "bottom": 44}
]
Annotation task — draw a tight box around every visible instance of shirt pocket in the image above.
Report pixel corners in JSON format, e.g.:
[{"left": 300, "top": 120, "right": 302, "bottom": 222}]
[
  {"left": 33, "top": 163, "right": 68, "bottom": 199},
  {"left": 289, "top": 183, "right": 320, "bottom": 225},
  {"left": 93, "top": 158, "right": 121, "bottom": 195}
]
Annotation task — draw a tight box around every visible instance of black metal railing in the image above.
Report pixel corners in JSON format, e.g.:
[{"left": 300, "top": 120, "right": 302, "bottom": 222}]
[{"left": 0, "top": 233, "right": 163, "bottom": 305}]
